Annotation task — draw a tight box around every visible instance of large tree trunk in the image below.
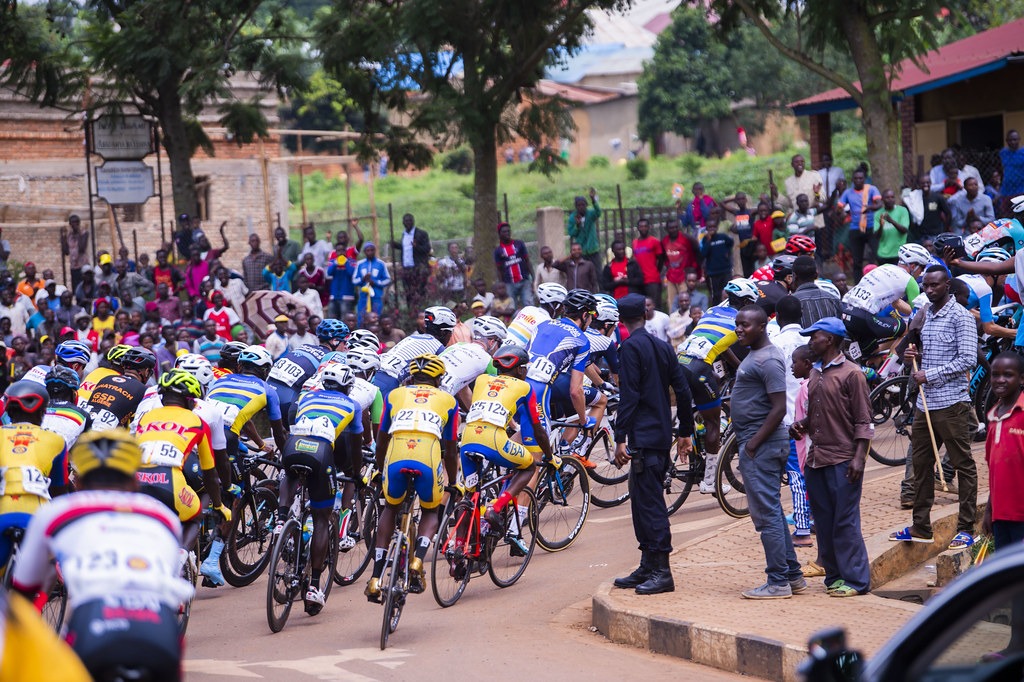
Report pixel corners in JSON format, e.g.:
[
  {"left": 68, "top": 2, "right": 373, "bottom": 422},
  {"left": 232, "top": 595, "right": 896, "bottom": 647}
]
[
  {"left": 155, "top": 77, "right": 199, "bottom": 220},
  {"left": 472, "top": 131, "right": 500, "bottom": 286},
  {"left": 841, "top": 12, "right": 901, "bottom": 191}
]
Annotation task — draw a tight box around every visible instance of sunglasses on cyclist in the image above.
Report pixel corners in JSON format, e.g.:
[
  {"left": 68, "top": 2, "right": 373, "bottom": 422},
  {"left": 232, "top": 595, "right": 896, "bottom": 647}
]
[{"left": 1, "top": 393, "right": 46, "bottom": 413}]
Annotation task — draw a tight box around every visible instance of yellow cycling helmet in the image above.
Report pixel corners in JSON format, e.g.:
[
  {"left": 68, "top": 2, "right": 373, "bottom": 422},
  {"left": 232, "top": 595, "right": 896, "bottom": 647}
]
[
  {"left": 408, "top": 354, "right": 446, "bottom": 379},
  {"left": 72, "top": 429, "right": 142, "bottom": 479},
  {"left": 158, "top": 368, "right": 203, "bottom": 400},
  {"left": 106, "top": 343, "right": 132, "bottom": 366}
]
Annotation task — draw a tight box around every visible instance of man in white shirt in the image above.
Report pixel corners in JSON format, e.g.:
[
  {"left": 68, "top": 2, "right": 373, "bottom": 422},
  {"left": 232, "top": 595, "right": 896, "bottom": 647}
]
[
  {"left": 298, "top": 225, "right": 333, "bottom": 270},
  {"left": 929, "top": 147, "right": 982, "bottom": 192},
  {"left": 534, "top": 245, "right": 566, "bottom": 290},
  {"left": 782, "top": 155, "right": 824, "bottom": 222},
  {"left": 265, "top": 316, "right": 290, "bottom": 360},
  {"left": 817, "top": 152, "right": 845, "bottom": 203},
  {"left": 0, "top": 285, "right": 34, "bottom": 336},
  {"left": 644, "top": 296, "right": 670, "bottom": 342},
  {"left": 212, "top": 266, "right": 248, "bottom": 317},
  {"left": 667, "top": 290, "right": 691, "bottom": 349},
  {"left": 949, "top": 177, "right": 995, "bottom": 233}
]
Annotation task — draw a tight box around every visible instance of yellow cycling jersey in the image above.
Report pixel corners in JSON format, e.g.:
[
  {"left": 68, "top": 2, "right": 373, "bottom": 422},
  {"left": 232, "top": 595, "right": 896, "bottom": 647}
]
[
  {"left": 379, "top": 384, "right": 458, "bottom": 441},
  {"left": 0, "top": 593, "right": 91, "bottom": 682},
  {"left": 0, "top": 425, "right": 68, "bottom": 515},
  {"left": 78, "top": 366, "right": 117, "bottom": 403},
  {"left": 135, "top": 406, "right": 216, "bottom": 472}
]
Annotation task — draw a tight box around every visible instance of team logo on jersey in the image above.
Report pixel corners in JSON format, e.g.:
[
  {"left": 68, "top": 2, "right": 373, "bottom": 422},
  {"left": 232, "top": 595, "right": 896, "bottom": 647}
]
[
  {"left": 12, "top": 430, "right": 38, "bottom": 448},
  {"left": 295, "top": 439, "right": 319, "bottom": 453},
  {"left": 126, "top": 556, "right": 150, "bottom": 571},
  {"left": 412, "top": 388, "right": 432, "bottom": 404},
  {"left": 178, "top": 486, "right": 195, "bottom": 508},
  {"left": 136, "top": 471, "right": 170, "bottom": 485},
  {"left": 406, "top": 438, "right": 420, "bottom": 449}
]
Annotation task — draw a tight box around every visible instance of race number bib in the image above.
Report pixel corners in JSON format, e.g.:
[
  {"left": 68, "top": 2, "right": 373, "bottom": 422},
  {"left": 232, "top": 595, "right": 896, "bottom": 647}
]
[
  {"left": 269, "top": 358, "right": 306, "bottom": 387},
  {"left": 682, "top": 335, "right": 715, "bottom": 360},
  {"left": 525, "top": 356, "right": 557, "bottom": 383},
  {"left": 0, "top": 466, "right": 51, "bottom": 498},
  {"left": 712, "top": 360, "right": 726, "bottom": 378},
  {"left": 91, "top": 408, "right": 120, "bottom": 431},
  {"left": 389, "top": 408, "right": 444, "bottom": 438},
  {"left": 380, "top": 353, "right": 406, "bottom": 377},
  {"left": 212, "top": 401, "right": 241, "bottom": 426},
  {"left": 140, "top": 440, "right": 185, "bottom": 468},
  {"left": 466, "top": 400, "right": 511, "bottom": 428},
  {"left": 848, "top": 342, "right": 863, "bottom": 361},
  {"left": 846, "top": 286, "right": 875, "bottom": 311},
  {"left": 292, "top": 416, "right": 336, "bottom": 442}
]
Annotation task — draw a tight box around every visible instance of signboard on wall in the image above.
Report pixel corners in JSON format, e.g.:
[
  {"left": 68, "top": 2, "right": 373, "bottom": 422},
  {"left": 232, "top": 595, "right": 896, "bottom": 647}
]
[
  {"left": 95, "top": 161, "right": 155, "bottom": 205},
  {"left": 91, "top": 115, "right": 154, "bottom": 160}
]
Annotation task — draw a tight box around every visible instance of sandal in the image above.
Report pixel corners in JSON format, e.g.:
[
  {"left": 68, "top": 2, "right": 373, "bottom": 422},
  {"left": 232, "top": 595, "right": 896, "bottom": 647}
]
[
  {"left": 802, "top": 561, "right": 825, "bottom": 577},
  {"left": 948, "top": 532, "right": 975, "bottom": 550},
  {"left": 889, "top": 527, "right": 933, "bottom": 543},
  {"left": 829, "top": 584, "right": 861, "bottom": 597}
]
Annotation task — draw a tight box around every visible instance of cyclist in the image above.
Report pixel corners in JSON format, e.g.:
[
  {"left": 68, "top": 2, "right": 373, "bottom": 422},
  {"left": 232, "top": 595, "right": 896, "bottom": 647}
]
[
  {"left": 503, "top": 282, "right": 568, "bottom": 348},
  {"left": 279, "top": 363, "right": 363, "bottom": 614},
  {"left": 21, "top": 340, "right": 93, "bottom": 387},
  {"left": 208, "top": 345, "right": 288, "bottom": 456},
  {"left": 677, "top": 277, "right": 760, "bottom": 493},
  {"left": 586, "top": 296, "right": 621, "bottom": 387},
  {"left": 958, "top": 247, "right": 1018, "bottom": 341},
  {"left": 460, "top": 346, "right": 554, "bottom": 555},
  {"left": 215, "top": 340, "right": 249, "bottom": 379},
  {"left": 41, "top": 366, "right": 93, "bottom": 452},
  {"left": 302, "top": 348, "right": 384, "bottom": 441},
  {"left": 12, "top": 430, "right": 194, "bottom": 682},
  {"left": 784, "top": 234, "right": 816, "bottom": 257},
  {"left": 0, "top": 381, "right": 68, "bottom": 566},
  {"left": 365, "top": 354, "right": 459, "bottom": 602},
  {"left": 78, "top": 343, "right": 130, "bottom": 402},
  {"left": 135, "top": 369, "right": 231, "bottom": 585},
  {"left": 372, "top": 306, "right": 456, "bottom": 400},
  {"left": 85, "top": 346, "right": 156, "bottom": 431},
  {"left": 269, "top": 319, "right": 350, "bottom": 422},
  {"left": 439, "top": 315, "right": 507, "bottom": 409}
]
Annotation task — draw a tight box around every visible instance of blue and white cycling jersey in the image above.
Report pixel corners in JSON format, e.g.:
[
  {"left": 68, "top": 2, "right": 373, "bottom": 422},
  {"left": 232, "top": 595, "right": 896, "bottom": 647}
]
[
  {"left": 584, "top": 328, "right": 619, "bottom": 375},
  {"left": 525, "top": 318, "right": 591, "bottom": 386},
  {"left": 958, "top": 273, "right": 995, "bottom": 324}
]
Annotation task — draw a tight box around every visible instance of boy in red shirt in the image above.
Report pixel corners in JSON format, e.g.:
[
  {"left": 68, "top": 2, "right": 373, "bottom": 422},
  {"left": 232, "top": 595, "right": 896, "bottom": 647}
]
[
  {"left": 985, "top": 351, "right": 1024, "bottom": 549},
  {"left": 661, "top": 219, "right": 699, "bottom": 310},
  {"left": 631, "top": 218, "right": 664, "bottom": 307}
]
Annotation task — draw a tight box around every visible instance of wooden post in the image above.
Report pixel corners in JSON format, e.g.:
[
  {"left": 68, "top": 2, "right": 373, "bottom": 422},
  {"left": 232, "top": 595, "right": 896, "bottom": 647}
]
[
  {"left": 132, "top": 229, "right": 139, "bottom": 263},
  {"left": 369, "top": 164, "right": 379, "bottom": 245},
  {"left": 345, "top": 165, "right": 352, "bottom": 222},
  {"left": 258, "top": 138, "right": 274, "bottom": 245},
  {"left": 105, "top": 203, "right": 118, "bottom": 255}
]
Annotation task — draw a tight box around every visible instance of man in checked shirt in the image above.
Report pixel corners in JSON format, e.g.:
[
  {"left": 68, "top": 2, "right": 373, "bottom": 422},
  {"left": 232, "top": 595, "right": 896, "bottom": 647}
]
[{"left": 891, "top": 266, "right": 978, "bottom": 549}]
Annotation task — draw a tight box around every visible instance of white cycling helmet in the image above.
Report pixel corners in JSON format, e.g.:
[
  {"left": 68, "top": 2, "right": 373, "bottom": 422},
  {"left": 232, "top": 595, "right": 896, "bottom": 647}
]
[
  {"left": 321, "top": 363, "right": 355, "bottom": 392},
  {"left": 238, "top": 345, "right": 274, "bottom": 369},
  {"left": 424, "top": 306, "right": 457, "bottom": 331},
  {"left": 897, "top": 243, "right": 931, "bottom": 267},
  {"left": 346, "top": 347, "right": 381, "bottom": 375},
  {"left": 471, "top": 315, "right": 507, "bottom": 341},
  {"left": 723, "top": 277, "right": 760, "bottom": 303},
  {"left": 174, "top": 353, "right": 214, "bottom": 388},
  {"left": 595, "top": 301, "right": 620, "bottom": 323},
  {"left": 348, "top": 329, "right": 380, "bottom": 350},
  {"left": 814, "top": 278, "right": 841, "bottom": 300},
  {"left": 537, "top": 282, "right": 568, "bottom": 305},
  {"left": 977, "top": 246, "right": 1012, "bottom": 263}
]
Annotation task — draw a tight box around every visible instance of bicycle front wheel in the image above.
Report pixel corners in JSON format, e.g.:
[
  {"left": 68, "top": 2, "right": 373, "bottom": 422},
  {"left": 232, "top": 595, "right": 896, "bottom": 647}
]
[
  {"left": 716, "top": 433, "right": 749, "bottom": 518},
  {"left": 334, "top": 483, "right": 380, "bottom": 586},
  {"left": 868, "top": 375, "right": 913, "bottom": 466},
  {"left": 585, "top": 430, "right": 630, "bottom": 508},
  {"left": 224, "top": 484, "right": 278, "bottom": 587},
  {"left": 41, "top": 574, "right": 67, "bottom": 633},
  {"left": 380, "top": 537, "right": 407, "bottom": 650},
  {"left": 534, "top": 457, "right": 591, "bottom": 552},
  {"left": 488, "top": 488, "right": 538, "bottom": 588},
  {"left": 266, "top": 518, "right": 302, "bottom": 633},
  {"left": 430, "top": 503, "right": 472, "bottom": 607}
]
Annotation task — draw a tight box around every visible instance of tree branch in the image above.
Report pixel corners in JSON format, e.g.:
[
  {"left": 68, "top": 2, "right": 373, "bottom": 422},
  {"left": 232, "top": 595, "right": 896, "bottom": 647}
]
[{"left": 868, "top": 3, "right": 931, "bottom": 29}]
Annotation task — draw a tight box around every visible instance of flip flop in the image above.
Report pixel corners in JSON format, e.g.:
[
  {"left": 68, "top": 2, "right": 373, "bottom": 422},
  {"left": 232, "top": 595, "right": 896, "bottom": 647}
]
[
  {"left": 948, "top": 532, "right": 975, "bottom": 550},
  {"left": 889, "top": 527, "right": 933, "bottom": 543}
]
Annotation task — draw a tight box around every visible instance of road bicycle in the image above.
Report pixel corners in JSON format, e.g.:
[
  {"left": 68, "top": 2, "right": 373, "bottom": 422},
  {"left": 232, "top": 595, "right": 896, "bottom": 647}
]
[
  {"left": 1, "top": 526, "right": 67, "bottom": 632},
  {"left": 376, "top": 468, "right": 421, "bottom": 650},
  {"left": 430, "top": 454, "right": 538, "bottom": 608},
  {"left": 265, "top": 463, "right": 340, "bottom": 633},
  {"left": 534, "top": 421, "right": 591, "bottom": 552},
  {"left": 223, "top": 451, "right": 283, "bottom": 588},
  {"left": 332, "top": 447, "right": 381, "bottom": 587}
]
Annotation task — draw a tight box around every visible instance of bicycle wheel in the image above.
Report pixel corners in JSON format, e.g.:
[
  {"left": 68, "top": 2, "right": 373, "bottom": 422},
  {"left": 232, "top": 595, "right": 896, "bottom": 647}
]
[
  {"left": 41, "top": 574, "right": 68, "bottom": 632},
  {"left": 488, "top": 488, "right": 538, "bottom": 588},
  {"left": 868, "top": 375, "right": 913, "bottom": 466},
  {"left": 224, "top": 484, "right": 278, "bottom": 587},
  {"left": 266, "top": 518, "right": 303, "bottom": 633},
  {"left": 178, "top": 545, "right": 198, "bottom": 635},
  {"left": 585, "top": 429, "right": 630, "bottom": 508},
  {"left": 716, "top": 433, "right": 748, "bottom": 518},
  {"left": 664, "top": 450, "right": 700, "bottom": 516},
  {"left": 534, "top": 456, "right": 591, "bottom": 552},
  {"left": 429, "top": 503, "right": 472, "bottom": 607},
  {"left": 319, "top": 512, "right": 340, "bottom": 602},
  {"left": 379, "top": 537, "right": 407, "bottom": 650},
  {"left": 334, "top": 484, "right": 380, "bottom": 586}
]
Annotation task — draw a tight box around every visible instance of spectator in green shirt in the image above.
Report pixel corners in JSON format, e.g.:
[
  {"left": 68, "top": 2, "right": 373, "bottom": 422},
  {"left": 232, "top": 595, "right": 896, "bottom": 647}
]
[
  {"left": 874, "top": 189, "right": 910, "bottom": 265},
  {"left": 568, "top": 187, "right": 602, "bottom": 272}
]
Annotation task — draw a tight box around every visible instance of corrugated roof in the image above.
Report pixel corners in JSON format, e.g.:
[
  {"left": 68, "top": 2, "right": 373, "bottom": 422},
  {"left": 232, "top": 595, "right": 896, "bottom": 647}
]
[
  {"left": 533, "top": 79, "right": 627, "bottom": 105},
  {"left": 790, "top": 17, "right": 1024, "bottom": 116}
]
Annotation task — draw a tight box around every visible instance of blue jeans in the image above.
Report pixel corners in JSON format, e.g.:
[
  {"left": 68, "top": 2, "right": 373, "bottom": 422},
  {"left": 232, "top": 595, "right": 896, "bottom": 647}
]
[
  {"left": 804, "top": 461, "right": 871, "bottom": 593},
  {"left": 737, "top": 438, "right": 802, "bottom": 586},
  {"left": 507, "top": 280, "right": 534, "bottom": 309}
]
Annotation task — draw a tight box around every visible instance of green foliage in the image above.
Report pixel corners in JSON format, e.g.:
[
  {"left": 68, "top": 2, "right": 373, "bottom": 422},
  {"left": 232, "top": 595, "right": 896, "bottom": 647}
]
[
  {"left": 678, "top": 154, "right": 703, "bottom": 176},
  {"left": 439, "top": 147, "right": 474, "bottom": 175},
  {"left": 588, "top": 155, "right": 610, "bottom": 168},
  {"left": 625, "top": 158, "right": 649, "bottom": 181}
]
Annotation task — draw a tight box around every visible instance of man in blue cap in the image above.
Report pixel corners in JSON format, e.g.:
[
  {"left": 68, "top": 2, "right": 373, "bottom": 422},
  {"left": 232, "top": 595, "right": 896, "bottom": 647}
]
[
  {"left": 352, "top": 241, "right": 391, "bottom": 324},
  {"left": 790, "top": 316, "right": 873, "bottom": 597}
]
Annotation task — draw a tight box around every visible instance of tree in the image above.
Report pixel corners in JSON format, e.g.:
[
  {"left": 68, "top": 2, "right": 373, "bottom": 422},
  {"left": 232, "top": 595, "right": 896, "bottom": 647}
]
[
  {"left": 1, "top": 0, "right": 307, "bottom": 219},
  {"left": 314, "top": 0, "right": 629, "bottom": 285},
  {"left": 711, "top": 0, "right": 948, "bottom": 191}
]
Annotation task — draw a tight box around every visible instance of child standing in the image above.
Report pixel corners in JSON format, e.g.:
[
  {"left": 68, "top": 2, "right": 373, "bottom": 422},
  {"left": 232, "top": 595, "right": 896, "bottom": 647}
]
[{"left": 984, "top": 351, "right": 1024, "bottom": 550}]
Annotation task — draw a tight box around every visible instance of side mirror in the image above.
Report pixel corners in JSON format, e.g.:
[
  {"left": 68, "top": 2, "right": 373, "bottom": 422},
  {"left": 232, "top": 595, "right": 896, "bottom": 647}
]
[{"left": 798, "top": 627, "right": 863, "bottom": 682}]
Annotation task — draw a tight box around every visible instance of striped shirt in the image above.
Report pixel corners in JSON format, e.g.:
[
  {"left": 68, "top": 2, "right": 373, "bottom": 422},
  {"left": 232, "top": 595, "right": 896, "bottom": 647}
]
[
  {"left": 793, "top": 282, "right": 843, "bottom": 328},
  {"left": 917, "top": 297, "right": 977, "bottom": 411}
]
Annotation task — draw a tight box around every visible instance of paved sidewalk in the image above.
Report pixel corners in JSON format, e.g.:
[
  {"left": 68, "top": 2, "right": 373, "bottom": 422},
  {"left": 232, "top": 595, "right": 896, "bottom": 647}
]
[{"left": 593, "top": 447, "right": 989, "bottom": 682}]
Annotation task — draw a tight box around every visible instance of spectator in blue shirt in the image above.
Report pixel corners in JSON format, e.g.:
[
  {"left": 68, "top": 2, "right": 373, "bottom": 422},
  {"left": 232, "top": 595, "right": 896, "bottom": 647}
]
[
  {"left": 263, "top": 258, "right": 297, "bottom": 291},
  {"left": 327, "top": 252, "right": 357, "bottom": 318},
  {"left": 1000, "top": 130, "right": 1024, "bottom": 217},
  {"left": 352, "top": 242, "right": 391, "bottom": 324},
  {"left": 699, "top": 211, "right": 734, "bottom": 306},
  {"left": 838, "top": 169, "right": 882, "bottom": 280}
]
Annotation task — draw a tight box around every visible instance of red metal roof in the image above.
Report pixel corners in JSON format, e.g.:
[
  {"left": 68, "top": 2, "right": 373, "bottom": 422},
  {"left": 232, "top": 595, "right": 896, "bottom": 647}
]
[
  {"left": 534, "top": 80, "right": 625, "bottom": 105},
  {"left": 790, "top": 17, "right": 1024, "bottom": 115}
]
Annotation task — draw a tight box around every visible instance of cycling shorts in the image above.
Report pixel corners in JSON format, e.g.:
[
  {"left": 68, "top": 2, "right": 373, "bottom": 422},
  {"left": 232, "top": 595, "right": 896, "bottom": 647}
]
[
  {"left": 136, "top": 466, "right": 201, "bottom": 523},
  {"left": 282, "top": 435, "right": 336, "bottom": 509},
  {"left": 549, "top": 374, "right": 602, "bottom": 418},
  {"left": 525, "top": 378, "right": 551, "bottom": 433},
  {"left": 460, "top": 423, "right": 536, "bottom": 489},
  {"left": 840, "top": 302, "right": 907, "bottom": 352},
  {"left": 67, "top": 597, "right": 181, "bottom": 682},
  {"left": 678, "top": 356, "right": 722, "bottom": 411},
  {"left": 0, "top": 511, "right": 31, "bottom": 566},
  {"left": 382, "top": 435, "right": 443, "bottom": 510}
]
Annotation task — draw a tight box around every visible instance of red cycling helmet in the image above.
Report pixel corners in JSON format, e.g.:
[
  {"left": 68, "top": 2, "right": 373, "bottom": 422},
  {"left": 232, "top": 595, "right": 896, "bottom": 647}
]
[
  {"left": 785, "top": 235, "right": 816, "bottom": 255},
  {"left": 751, "top": 265, "right": 775, "bottom": 282}
]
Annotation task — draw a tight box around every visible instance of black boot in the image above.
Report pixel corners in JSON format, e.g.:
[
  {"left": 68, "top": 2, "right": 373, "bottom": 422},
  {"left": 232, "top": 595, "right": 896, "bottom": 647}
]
[
  {"left": 635, "top": 552, "right": 675, "bottom": 595},
  {"left": 613, "top": 551, "right": 652, "bottom": 589}
]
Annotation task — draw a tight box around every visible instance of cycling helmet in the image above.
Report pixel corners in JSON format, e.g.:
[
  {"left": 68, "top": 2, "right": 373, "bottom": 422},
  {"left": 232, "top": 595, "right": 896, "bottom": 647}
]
[
  {"left": 595, "top": 301, "right": 620, "bottom": 323},
  {"left": 723, "top": 277, "right": 760, "bottom": 303},
  {"left": 471, "top": 315, "right": 507, "bottom": 341},
  {"left": 814, "top": 278, "right": 842, "bottom": 300},
  {"left": 120, "top": 347, "right": 156, "bottom": 372},
  {"left": 897, "top": 242, "right": 931, "bottom": 267},
  {"left": 563, "top": 289, "right": 597, "bottom": 316},
  {"left": 71, "top": 428, "right": 141, "bottom": 479},
  {"left": 537, "top": 283, "right": 568, "bottom": 305},
  {"left": 45, "top": 365, "right": 81, "bottom": 395},
  {"left": 158, "top": 368, "right": 203, "bottom": 400},
  {"left": 55, "top": 340, "right": 91, "bottom": 366},
  {"left": 492, "top": 346, "right": 530, "bottom": 372},
  {"left": 751, "top": 265, "right": 774, "bottom": 282},
  {"left": 423, "top": 306, "right": 457, "bottom": 331},
  {"left": 346, "top": 347, "right": 381, "bottom": 375},
  {"left": 933, "top": 233, "right": 966, "bottom": 260},
  {"left": 238, "top": 345, "right": 274, "bottom": 369},
  {"left": 106, "top": 343, "right": 131, "bottom": 366},
  {"left": 408, "top": 354, "right": 446, "bottom": 379},
  {"left": 977, "top": 246, "right": 1012, "bottom": 263},
  {"left": 3, "top": 380, "right": 48, "bottom": 416},
  {"left": 321, "top": 363, "right": 355, "bottom": 392},
  {"left": 316, "top": 318, "right": 350, "bottom": 342},
  {"left": 220, "top": 341, "right": 248, "bottom": 363},
  {"left": 594, "top": 293, "right": 617, "bottom": 307},
  {"left": 771, "top": 254, "right": 797, "bottom": 277},
  {"left": 785, "top": 235, "right": 816, "bottom": 255},
  {"left": 348, "top": 329, "right": 380, "bottom": 350},
  {"left": 175, "top": 353, "right": 215, "bottom": 388}
]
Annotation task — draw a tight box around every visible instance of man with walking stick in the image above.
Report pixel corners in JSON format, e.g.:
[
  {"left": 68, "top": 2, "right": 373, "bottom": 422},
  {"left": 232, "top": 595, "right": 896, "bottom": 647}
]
[{"left": 890, "top": 266, "right": 979, "bottom": 549}]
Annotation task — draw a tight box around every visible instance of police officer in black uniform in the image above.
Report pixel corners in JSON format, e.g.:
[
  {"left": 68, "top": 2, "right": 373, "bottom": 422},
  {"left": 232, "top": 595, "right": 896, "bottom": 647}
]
[{"left": 612, "top": 293, "right": 694, "bottom": 595}]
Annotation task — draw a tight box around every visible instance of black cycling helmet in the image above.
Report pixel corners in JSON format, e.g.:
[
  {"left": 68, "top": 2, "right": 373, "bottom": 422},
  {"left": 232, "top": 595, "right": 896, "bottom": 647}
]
[
  {"left": 3, "top": 380, "right": 49, "bottom": 421},
  {"left": 933, "top": 233, "right": 967, "bottom": 260},
  {"left": 771, "top": 254, "right": 797, "bottom": 278},
  {"left": 563, "top": 289, "right": 597, "bottom": 317},
  {"left": 492, "top": 346, "right": 530, "bottom": 373},
  {"left": 45, "top": 365, "right": 81, "bottom": 400},
  {"left": 120, "top": 347, "right": 157, "bottom": 372}
]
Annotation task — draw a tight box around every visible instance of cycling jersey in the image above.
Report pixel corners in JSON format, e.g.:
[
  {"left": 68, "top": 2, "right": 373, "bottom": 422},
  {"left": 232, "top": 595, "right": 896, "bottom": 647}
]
[
  {"left": 207, "top": 373, "right": 283, "bottom": 435},
  {"left": 136, "top": 406, "right": 216, "bottom": 472},
  {"left": 462, "top": 373, "right": 543, "bottom": 452},
  {"left": 268, "top": 344, "right": 327, "bottom": 393},
  {"left": 85, "top": 374, "right": 147, "bottom": 431},
  {"left": 78, "top": 366, "right": 117, "bottom": 403},
  {"left": 292, "top": 389, "right": 363, "bottom": 443},
  {"left": 300, "top": 367, "right": 384, "bottom": 425},
  {"left": 41, "top": 400, "right": 93, "bottom": 450},
  {"left": 585, "top": 328, "right": 620, "bottom": 375},
  {"left": 842, "top": 264, "right": 920, "bottom": 315},
  {"left": 0, "top": 424, "right": 68, "bottom": 516},
  {"left": 21, "top": 364, "right": 50, "bottom": 387},
  {"left": 438, "top": 342, "right": 496, "bottom": 395},
  {"left": 678, "top": 304, "right": 738, "bottom": 364},
  {"left": 211, "top": 366, "right": 231, "bottom": 380},
  {"left": 525, "top": 318, "right": 590, "bottom": 385},
  {"left": 959, "top": 273, "right": 995, "bottom": 324},
  {"left": 502, "top": 306, "right": 551, "bottom": 348},
  {"left": 372, "top": 334, "right": 446, "bottom": 397},
  {"left": 130, "top": 390, "right": 227, "bottom": 452}
]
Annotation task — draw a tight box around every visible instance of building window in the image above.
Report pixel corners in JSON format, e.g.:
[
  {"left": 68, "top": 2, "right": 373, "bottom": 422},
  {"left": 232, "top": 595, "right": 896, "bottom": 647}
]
[{"left": 195, "top": 176, "right": 212, "bottom": 221}]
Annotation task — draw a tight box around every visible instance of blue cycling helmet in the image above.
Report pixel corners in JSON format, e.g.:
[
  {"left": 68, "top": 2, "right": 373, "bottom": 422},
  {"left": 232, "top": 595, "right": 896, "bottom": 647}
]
[
  {"left": 316, "top": 318, "right": 350, "bottom": 342},
  {"left": 45, "top": 365, "right": 81, "bottom": 394},
  {"left": 55, "top": 340, "right": 92, "bottom": 366}
]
